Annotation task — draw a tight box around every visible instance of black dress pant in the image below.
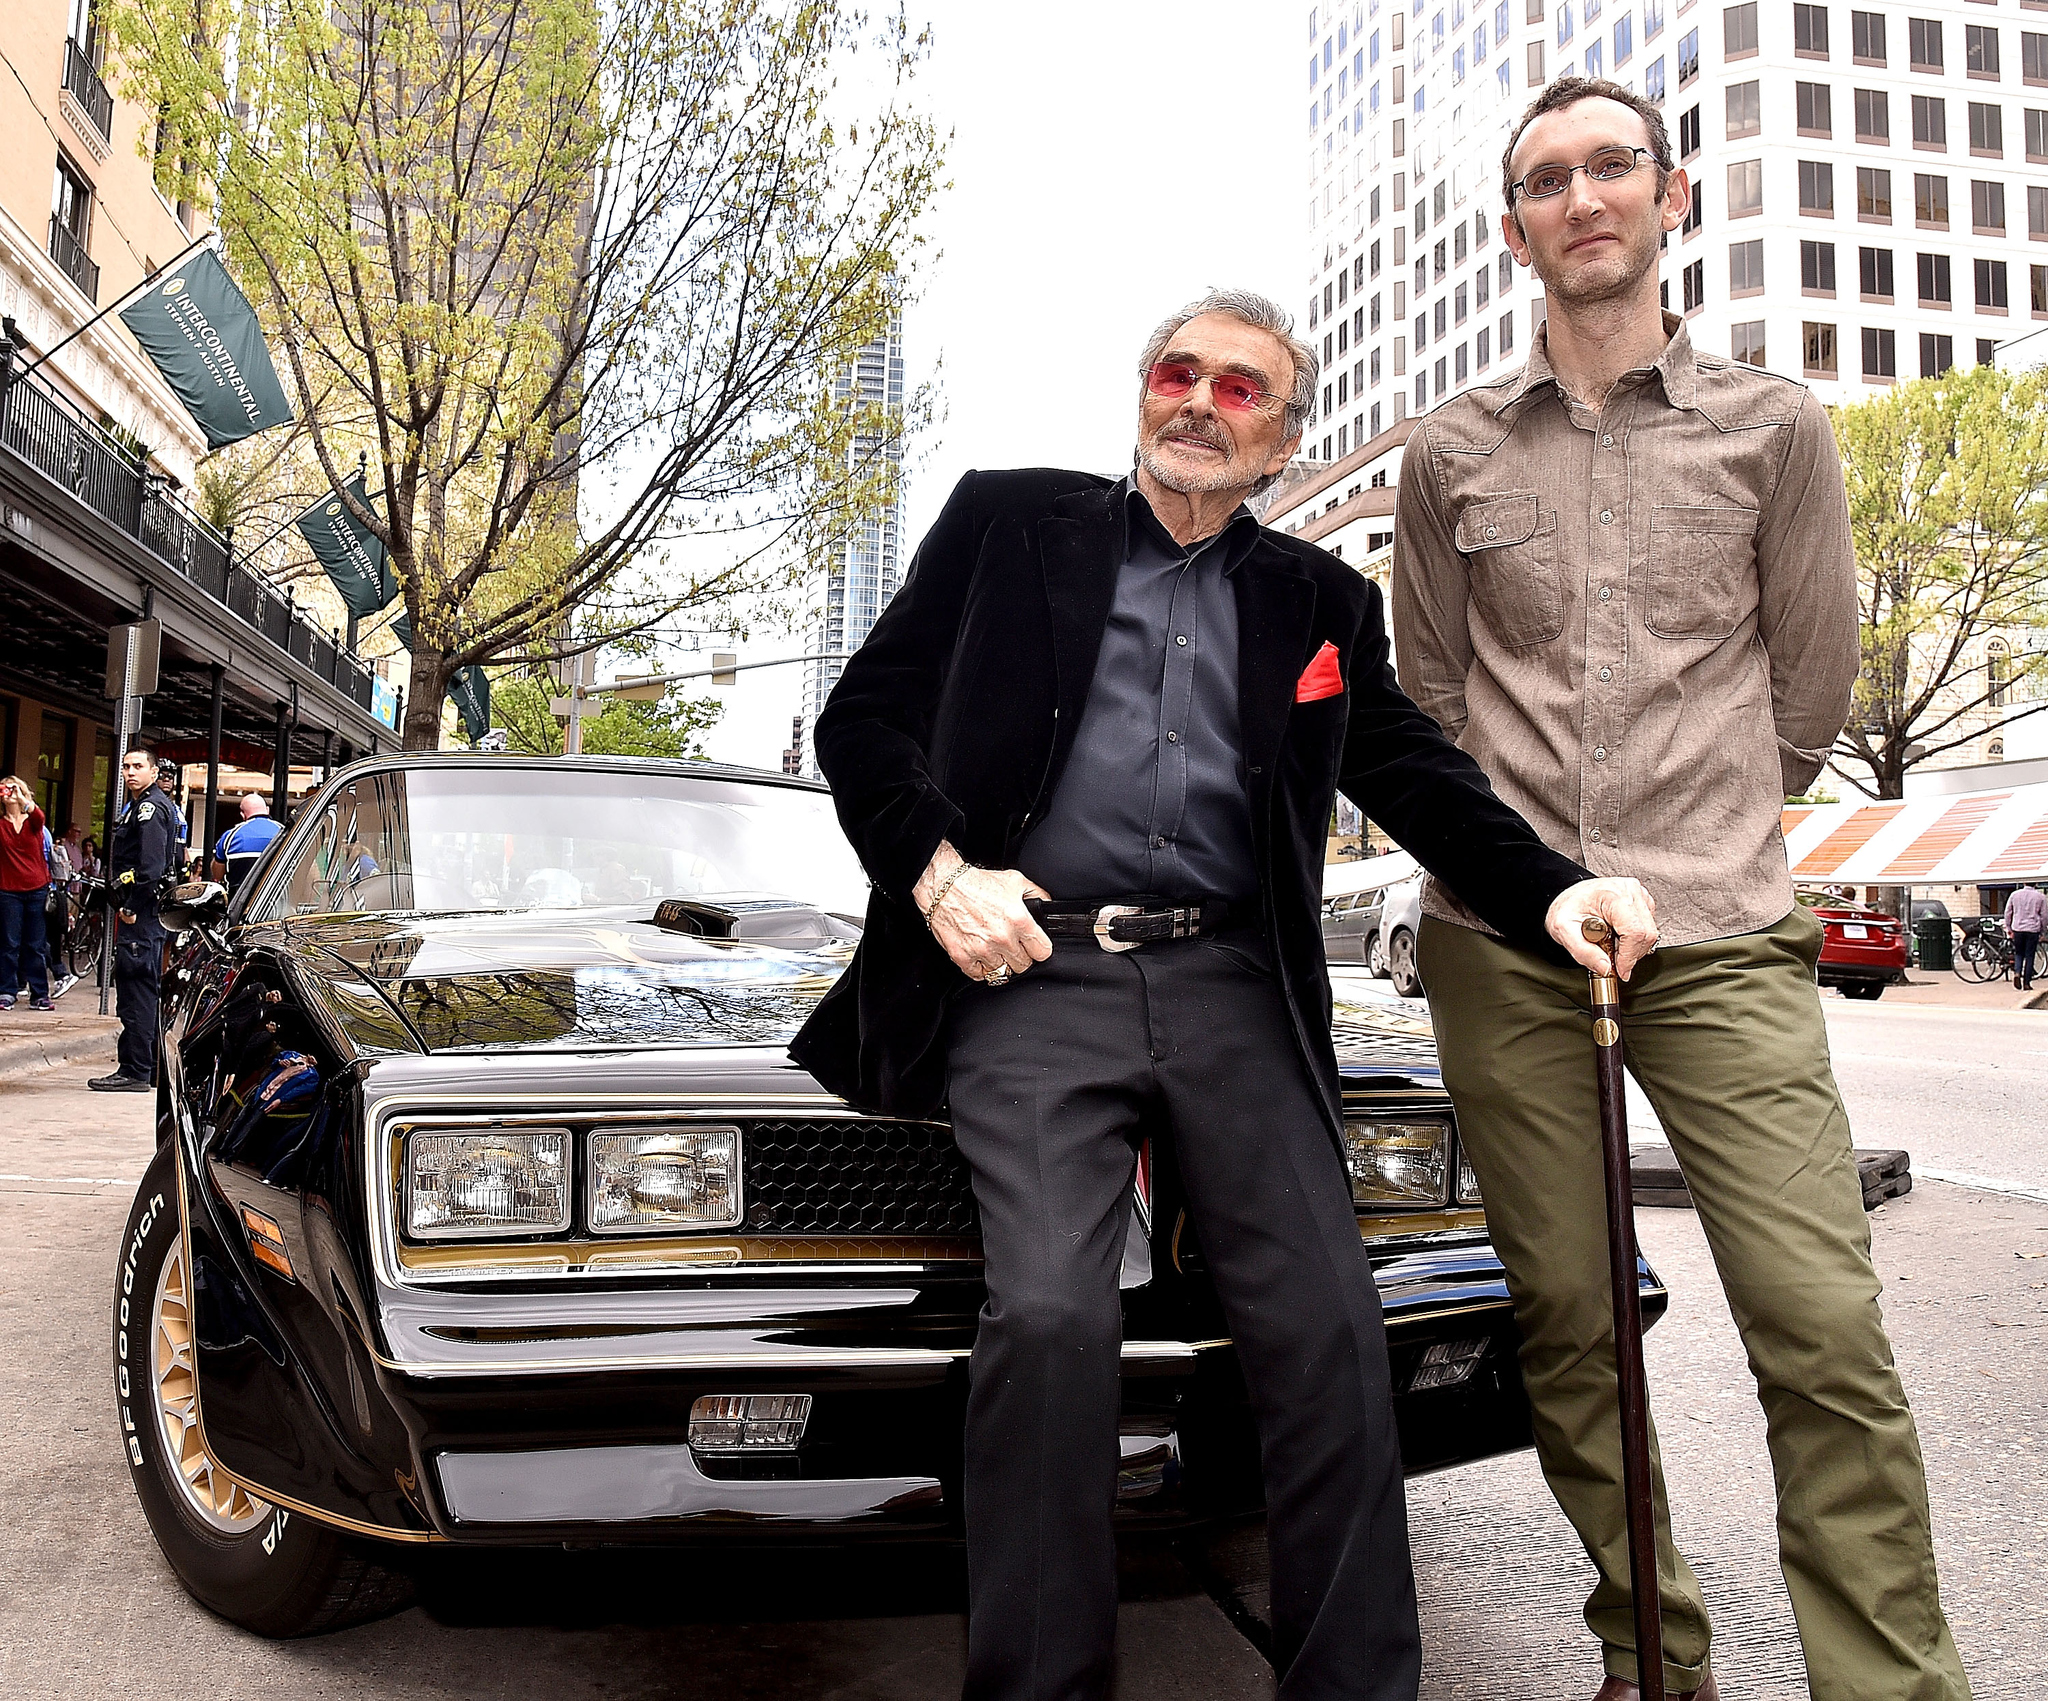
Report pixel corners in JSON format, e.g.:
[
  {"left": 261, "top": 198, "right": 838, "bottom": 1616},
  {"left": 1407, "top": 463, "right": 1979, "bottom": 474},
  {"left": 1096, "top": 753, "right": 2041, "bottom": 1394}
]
[
  {"left": 115, "top": 911, "right": 164, "bottom": 1083},
  {"left": 945, "top": 936, "right": 1420, "bottom": 1701}
]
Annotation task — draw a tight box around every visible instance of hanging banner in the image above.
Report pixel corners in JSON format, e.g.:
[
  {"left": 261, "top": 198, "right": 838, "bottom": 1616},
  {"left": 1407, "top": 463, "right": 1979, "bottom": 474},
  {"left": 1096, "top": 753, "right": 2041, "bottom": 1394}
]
[
  {"left": 297, "top": 474, "right": 395, "bottom": 617},
  {"left": 448, "top": 666, "right": 491, "bottom": 742},
  {"left": 388, "top": 615, "right": 414, "bottom": 651},
  {"left": 118, "top": 249, "right": 295, "bottom": 450}
]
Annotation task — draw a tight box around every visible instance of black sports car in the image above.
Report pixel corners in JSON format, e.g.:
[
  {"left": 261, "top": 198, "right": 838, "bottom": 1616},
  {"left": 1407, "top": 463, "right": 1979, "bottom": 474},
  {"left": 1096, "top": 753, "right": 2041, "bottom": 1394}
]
[{"left": 114, "top": 754, "right": 1666, "bottom": 1635}]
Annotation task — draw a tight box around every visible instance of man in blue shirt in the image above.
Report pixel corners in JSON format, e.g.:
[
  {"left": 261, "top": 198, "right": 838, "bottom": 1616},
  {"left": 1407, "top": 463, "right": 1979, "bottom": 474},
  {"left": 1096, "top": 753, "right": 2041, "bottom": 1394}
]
[{"left": 211, "top": 794, "right": 284, "bottom": 893}]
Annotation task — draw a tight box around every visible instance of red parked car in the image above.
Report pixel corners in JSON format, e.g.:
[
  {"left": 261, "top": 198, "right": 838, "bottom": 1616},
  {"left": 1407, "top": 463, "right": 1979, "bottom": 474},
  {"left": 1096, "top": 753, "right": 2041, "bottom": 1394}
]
[{"left": 1797, "top": 891, "right": 1909, "bottom": 999}]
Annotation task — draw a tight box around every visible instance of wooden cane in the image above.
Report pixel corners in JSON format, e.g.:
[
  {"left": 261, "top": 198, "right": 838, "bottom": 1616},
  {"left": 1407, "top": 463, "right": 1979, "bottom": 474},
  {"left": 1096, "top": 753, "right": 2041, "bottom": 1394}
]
[{"left": 1582, "top": 915, "right": 1666, "bottom": 1701}]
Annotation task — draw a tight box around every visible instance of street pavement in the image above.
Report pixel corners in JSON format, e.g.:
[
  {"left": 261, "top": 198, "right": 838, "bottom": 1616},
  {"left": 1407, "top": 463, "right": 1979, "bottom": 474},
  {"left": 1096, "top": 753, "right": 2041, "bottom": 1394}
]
[{"left": 2, "top": 989, "right": 2042, "bottom": 1699}]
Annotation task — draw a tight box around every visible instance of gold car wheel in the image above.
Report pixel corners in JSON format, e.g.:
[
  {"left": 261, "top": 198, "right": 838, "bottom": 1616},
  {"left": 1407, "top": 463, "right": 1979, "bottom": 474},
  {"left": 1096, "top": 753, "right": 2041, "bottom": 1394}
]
[{"left": 151, "top": 1230, "right": 271, "bottom": 1535}]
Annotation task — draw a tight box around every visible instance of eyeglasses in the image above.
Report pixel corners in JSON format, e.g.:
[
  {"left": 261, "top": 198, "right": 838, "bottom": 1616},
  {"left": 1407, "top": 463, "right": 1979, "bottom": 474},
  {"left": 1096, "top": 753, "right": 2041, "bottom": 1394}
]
[
  {"left": 1510, "top": 145, "right": 1654, "bottom": 203},
  {"left": 1144, "top": 361, "right": 1282, "bottom": 416}
]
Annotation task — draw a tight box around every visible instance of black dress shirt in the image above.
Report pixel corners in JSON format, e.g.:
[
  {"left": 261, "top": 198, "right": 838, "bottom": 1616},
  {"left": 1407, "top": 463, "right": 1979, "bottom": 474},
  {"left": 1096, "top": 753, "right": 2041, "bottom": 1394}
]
[{"left": 1018, "top": 478, "right": 1263, "bottom": 901}]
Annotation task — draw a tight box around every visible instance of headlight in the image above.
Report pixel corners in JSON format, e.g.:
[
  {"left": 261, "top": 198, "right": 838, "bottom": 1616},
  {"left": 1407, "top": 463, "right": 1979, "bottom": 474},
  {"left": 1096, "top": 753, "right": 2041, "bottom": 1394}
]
[
  {"left": 1457, "top": 1152, "right": 1482, "bottom": 1205},
  {"left": 589, "top": 1126, "right": 742, "bottom": 1232},
  {"left": 407, "top": 1129, "right": 569, "bottom": 1238},
  {"left": 1344, "top": 1120, "right": 1450, "bottom": 1207}
]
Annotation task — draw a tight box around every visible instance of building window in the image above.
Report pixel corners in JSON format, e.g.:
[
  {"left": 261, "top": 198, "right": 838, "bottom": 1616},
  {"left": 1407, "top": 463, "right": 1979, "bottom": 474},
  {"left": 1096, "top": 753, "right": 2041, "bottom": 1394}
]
[
  {"left": 1800, "top": 159, "right": 1836, "bottom": 215},
  {"left": 1973, "top": 178, "right": 2007, "bottom": 232},
  {"left": 1919, "top": 330, "right": 1954, "bottom": 375},
  {"left": 1683, "top": 255, "right": 1706, "bottom": 309},
  {"left": 1455, "top": 222, "right": 1469, "bottom": 264},
  {"left": 1917, "top": 249, "right": 1953, "bottom": 304},
  {"left": 1478, "top": 327, "right": 1492, "bottom": 367},
  {"left": 1560, "top": 0, "right": 1576, "bottom": 44},
  {"left": 1966, "top": 24, "right": 2000, "bottom": 80},
  {"left": 1456, "top": 282, "right": 1470, "bottom": 321},
  {"left": 1803, "top": 321, "right": 1839, "bottom": 373},
  {"left": 1728, "top": 80, "right": 1761, "bottom": 137},
  {"left": 1529, "top": 40, "right": 1546, "bottom": 82},
  {"left": 1646, "top": 0, "right": 1664, "bottom": 38},
  {"left": 1976, "top": 339, "right": 1996, "bottom": 367},
  {"left": 1434, "top": 297, "right": 1448, "bottom": 336},
  {"left": 1435, "top": 356, "right": 1448, "bottom": 398},
  {"left": 1395, "top": 335, "right": 1408, "bottom": 375},
  {"left": 1798, "top": 81, "right": 1833, "bottom": 135},
  {"left": 1969, "top": 101, "right": 2004, "bottom": 155},
  {"left": 2025, "top": 31, "right": 2048, "bottom": 86},
  {"left": 1678, "top": 26, "right": 1699, "bottom": 84},
  {"left": 1730, "top": 237, "right": 1765, "bottom": 294},
  {"left": 2028, "top": 109, "right": 2048, "bottom": 161},
  {"left": 2033, "top": 262, "right": 2048, "bottom": 315},
  {"left": 1852, "top": 8, "right": 1886, "bottom": 65},
  {"left": 1725, "top": 3, "right": 1758, "bottom": 58},
  {"left": 1909, "top": 16, "right": 1943, "bottom": 74},
  {"left": 1678, "top": 103, "right": 1702, "bottom": 161},
  {"left": 1731, "top": 319, "right": 1767, "bottom": 365},
  {"left": 1860, "top": 243, "right": 1896, "bottom": 299},
  {"left": 2033, "top": 182, "right": 2048, "bottom": 236},
  {"left": 1372, "top": 347, "right": 1383, "bottom": 383},
  {"left": 1862, "top": 324, "right": 1897, "bottom": 376},
  {"left": 1500, "top": 310, "right": 1516, "bottom": 353},
  {"left": 1500, "top": 251, "right": 1516, "bottom": 293},
  {"left": 1802, "top": 238, "right": 1838, "bottom": 292},
  {"left": 1456, "top": 342, "right": 1470, "bottom": 383},
  {"left": 1729, "top": 158, "right": 1764, "bottom": 216},
  {"left": 1858, "top": 165, "right": 1893, "bottom": 219},
  {"left": 1646, "top": 54, "right": 1666, "bottom": 101},
  {"left": 1855, "top": 87, "right": 1891, "bottom": 143},
  {"left": 1976, "top": 255, "right": 2010, "bottom": 308},
  {"left": 1915, "top": 171, "right": 1950, "bottom": 225},
  {"left": 1987, "top": 639, "right": 2011, "bottom": 709},
  {"left": 1616, "top": 14, "right": 1634, "bottom": 63},
  {"left": 1477, "top": 265, "right": 1491, "bottom": 308},
  {"left": 1794, "top": 3, "right": 1829, "bottom": 57},
  {"left": 1912, "top": 94, "right": 1947, "bottom": 150}
]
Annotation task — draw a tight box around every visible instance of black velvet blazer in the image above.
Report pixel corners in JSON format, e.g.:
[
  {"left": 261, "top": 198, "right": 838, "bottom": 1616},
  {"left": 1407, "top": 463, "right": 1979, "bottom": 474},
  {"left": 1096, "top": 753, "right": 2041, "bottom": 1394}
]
[{"left": 789, "top": 468, "right": 1587, "bottom": 1138}]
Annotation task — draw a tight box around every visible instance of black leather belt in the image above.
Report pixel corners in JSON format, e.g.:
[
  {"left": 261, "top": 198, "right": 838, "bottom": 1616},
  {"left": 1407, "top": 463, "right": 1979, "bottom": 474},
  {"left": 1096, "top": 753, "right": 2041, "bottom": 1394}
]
[{"left": 1027, "top": 898, "right": 1232, "bottom": 952}]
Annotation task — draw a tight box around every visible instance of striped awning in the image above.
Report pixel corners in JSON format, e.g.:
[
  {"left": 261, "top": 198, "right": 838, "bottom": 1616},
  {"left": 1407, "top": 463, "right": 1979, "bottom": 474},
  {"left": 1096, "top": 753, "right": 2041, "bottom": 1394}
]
[{"left": 1783, "top": 783, "right": 2048, "bottom": 885}]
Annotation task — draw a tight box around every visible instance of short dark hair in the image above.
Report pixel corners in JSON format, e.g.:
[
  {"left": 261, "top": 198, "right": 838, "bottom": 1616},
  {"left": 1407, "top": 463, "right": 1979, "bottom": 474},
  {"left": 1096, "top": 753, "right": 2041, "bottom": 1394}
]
[
  {"left": 1501, "top": 75, "right": 1674, "bottom": 219},
  {"left": 124, "top": 740, "right": 157, "bottom": 764}
]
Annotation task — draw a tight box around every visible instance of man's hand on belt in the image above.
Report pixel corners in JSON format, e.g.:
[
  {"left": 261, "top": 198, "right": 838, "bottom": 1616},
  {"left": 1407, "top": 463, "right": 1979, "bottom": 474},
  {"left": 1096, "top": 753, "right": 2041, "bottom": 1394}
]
[
  {"left": 1546, "top": 877, "right": 1660, "bottom": 980},
  {"left": 915, "top": 841, "right": 1054, "bottom": 981}
]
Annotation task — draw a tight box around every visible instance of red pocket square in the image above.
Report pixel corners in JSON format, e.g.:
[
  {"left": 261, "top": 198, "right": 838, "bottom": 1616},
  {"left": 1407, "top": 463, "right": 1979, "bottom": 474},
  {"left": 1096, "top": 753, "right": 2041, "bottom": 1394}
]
[{"left": 1296, "top": 640, "right": 1344, "bottom": 704}]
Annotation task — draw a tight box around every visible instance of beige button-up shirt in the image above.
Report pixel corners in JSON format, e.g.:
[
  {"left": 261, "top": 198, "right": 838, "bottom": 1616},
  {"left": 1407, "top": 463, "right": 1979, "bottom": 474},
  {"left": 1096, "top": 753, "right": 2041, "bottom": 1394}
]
[{"left": 1391, "top": 317, "right": 1858, "bottom": 947}]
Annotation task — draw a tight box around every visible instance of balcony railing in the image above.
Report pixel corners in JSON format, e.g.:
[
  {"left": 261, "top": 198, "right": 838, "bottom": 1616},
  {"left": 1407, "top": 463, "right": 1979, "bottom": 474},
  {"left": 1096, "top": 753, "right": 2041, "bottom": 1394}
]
[
  {"left": 0, "top": 355, "right": 381, "bottom": 720},
  {"left": 61, "top": 38, "right": 114, "bottom": 143},
  {"left": 46, "top": 217, "right": 100, "bottom": 304}
]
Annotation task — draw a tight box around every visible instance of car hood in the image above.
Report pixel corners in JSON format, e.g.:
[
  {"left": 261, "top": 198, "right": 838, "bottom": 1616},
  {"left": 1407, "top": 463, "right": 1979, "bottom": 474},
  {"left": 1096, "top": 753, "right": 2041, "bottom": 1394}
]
[{"left": 283, "top": 910, "right": 849, "bottom": 1054}]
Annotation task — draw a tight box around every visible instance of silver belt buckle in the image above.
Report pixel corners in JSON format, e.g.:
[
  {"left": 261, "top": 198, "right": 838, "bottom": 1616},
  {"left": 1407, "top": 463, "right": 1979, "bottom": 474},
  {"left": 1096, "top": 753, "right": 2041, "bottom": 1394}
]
[{"left": 1093, "top": 904, "right": 1143, "bottom": 952}]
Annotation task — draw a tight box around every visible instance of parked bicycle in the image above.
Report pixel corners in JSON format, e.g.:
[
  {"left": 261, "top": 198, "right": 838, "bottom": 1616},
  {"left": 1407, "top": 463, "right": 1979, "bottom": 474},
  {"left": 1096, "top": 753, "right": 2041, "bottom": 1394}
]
[
  {"left": 1953, "top": 916, "right": 2014, "bottom": 984},
  {"left": 66, "top": 874, "right": 108, "bottom": 980}
]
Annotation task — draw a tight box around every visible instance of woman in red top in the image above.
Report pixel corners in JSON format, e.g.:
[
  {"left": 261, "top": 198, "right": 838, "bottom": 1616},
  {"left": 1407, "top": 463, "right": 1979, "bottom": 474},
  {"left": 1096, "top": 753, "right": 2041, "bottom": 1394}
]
[{"left": 1, "top": 775, "right": 53, "bottom": 1010}]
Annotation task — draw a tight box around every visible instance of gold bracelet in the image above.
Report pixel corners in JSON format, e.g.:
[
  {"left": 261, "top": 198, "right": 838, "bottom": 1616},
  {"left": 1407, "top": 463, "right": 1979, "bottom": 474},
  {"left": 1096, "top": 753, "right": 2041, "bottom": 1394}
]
[{"left": 922, "top": 858, "right": 973, "bottom": 929}]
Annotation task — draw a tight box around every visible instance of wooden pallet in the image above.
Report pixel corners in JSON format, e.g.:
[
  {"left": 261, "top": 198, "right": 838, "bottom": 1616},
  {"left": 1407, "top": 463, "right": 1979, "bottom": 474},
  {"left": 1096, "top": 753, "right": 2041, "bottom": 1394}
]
[{"left": 1629, "top": 1146, "right": 1910, "bottom": 1213}]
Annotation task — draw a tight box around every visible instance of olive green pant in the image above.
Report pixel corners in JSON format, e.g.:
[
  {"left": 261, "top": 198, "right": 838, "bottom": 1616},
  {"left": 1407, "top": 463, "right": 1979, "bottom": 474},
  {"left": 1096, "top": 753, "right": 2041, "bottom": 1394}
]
[{"left": 1419, "top": 907, "right": 1968, "bottom": 1699}]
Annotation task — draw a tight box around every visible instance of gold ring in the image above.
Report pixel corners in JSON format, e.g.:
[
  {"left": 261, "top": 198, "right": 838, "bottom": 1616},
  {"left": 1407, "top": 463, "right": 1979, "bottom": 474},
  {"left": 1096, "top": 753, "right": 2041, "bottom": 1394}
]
[{"left": 985, "top": 963, "right": 1014, "bottom": 987}]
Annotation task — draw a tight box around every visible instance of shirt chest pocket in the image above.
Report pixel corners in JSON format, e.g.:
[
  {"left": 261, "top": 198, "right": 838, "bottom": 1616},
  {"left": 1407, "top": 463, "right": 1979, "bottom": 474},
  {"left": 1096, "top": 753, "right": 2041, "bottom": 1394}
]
[
  {"left": 1647, "top": 504, "right": 1760, "bottom": 640},
  {"left": 1454, "top": 492, "right": 1562, "bottom": 649}
]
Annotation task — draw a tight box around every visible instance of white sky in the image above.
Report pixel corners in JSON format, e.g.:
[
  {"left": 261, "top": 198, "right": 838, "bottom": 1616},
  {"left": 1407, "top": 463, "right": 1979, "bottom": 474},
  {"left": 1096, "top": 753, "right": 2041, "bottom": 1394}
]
[{"left": 698, "top": 0, "right": 1303, "bottom": 771}]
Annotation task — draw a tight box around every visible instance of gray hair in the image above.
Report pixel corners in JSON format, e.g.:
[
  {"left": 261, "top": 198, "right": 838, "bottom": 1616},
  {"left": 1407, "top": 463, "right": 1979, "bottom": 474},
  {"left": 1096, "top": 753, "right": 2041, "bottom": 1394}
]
[{"left": 1137, "top": 289, "right": 1319, "bottom": 490}]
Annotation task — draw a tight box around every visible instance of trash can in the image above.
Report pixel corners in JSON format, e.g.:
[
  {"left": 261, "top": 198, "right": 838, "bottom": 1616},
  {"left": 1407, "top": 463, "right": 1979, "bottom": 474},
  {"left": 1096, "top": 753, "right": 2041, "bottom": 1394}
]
[{"left": 1915, "top": 915, "right": 1952, "bottom": 971}]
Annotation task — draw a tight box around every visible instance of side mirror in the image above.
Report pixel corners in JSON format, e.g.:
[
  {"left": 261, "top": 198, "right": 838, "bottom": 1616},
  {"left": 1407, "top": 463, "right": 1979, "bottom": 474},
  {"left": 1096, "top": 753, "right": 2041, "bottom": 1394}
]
[{"left": 159, "top": 880, "right": 229, "bottom": 936}]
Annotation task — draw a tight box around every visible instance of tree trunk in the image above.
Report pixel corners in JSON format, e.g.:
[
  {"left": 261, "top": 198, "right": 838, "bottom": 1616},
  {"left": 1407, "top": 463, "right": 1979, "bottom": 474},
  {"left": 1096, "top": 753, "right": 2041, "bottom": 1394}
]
[{"left": 405, "top": 649, "right": 453, "bottom": 750}]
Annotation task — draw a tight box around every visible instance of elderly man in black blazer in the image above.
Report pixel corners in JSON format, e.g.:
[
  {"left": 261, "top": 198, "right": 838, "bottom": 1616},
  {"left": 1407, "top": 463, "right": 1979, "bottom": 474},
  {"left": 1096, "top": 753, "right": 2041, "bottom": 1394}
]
[{"left": 792, "top": 288, "right": 1658, "bottom": 1701}]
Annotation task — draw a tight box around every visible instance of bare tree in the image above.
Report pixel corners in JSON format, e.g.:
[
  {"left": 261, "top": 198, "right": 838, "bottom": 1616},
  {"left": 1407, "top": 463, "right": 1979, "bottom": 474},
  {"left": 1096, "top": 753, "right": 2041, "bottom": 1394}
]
[
  {"left": 116, "top": 0, "right": 942, "bottom": 745},
  {"left": 1832, "top": 364, "right": 2048, "bottom": 798}
]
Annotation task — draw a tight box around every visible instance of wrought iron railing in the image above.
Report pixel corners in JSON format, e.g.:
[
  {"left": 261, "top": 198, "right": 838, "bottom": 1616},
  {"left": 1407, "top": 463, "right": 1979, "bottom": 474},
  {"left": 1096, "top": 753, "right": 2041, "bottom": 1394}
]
[
  {"left": 61, "top": 38, "right": 114, "bottom": 142},
  {"left": 46, "top": 216, "right": 100, "bottom": 304},
  {"left": 0, "top": 354, "right": 379, "bottom": 718}
]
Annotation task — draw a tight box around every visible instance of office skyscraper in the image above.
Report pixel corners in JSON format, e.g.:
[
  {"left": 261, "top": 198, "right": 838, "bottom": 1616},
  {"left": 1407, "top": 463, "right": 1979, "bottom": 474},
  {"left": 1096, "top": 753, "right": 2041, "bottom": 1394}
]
[{"left": 799, "top": 308, "right": 904, "bottom": 779}]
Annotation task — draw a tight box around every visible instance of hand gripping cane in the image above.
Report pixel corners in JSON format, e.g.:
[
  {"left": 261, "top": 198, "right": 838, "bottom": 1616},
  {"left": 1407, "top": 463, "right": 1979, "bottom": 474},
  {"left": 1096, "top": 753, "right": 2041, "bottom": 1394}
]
[{"left": 1582, "top": 915, "right": 1666, "bottom": 1701}]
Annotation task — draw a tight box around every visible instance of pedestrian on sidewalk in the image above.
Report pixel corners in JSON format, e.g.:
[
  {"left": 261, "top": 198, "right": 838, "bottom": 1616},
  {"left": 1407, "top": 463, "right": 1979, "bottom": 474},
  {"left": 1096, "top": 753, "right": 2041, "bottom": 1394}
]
[
  {"left": 211, "top": 793, "right": 284, "bottom": 894},
  {"left": 0, "top": 775, "right": 54, "bottom": 1011},
  {"left": 1393, "top": 75, "right": 1969, "bottom": 1701},
  {"left": 40, "top": 820, "right": 76, "bottom": 998},
  {"left": 2006, "top": 882, "right": 2044, "bottom": 991}
]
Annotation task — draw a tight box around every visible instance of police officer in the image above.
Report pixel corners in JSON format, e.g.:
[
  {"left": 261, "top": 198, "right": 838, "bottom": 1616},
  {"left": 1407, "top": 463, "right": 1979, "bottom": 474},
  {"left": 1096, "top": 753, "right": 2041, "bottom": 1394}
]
[
  {"left": 89, "top": 744, "right": 179, "bottom": 1093},
  {"left": 210, "top": 793, "right": 284, "bottom": 894}
]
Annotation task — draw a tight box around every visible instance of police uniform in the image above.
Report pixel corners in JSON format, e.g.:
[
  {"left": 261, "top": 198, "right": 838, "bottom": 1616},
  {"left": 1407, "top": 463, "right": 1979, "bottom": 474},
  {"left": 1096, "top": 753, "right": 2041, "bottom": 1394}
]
[
  {"left": 214, "top": 815, "right": 284, "bottom": 893},
  {"left": 107, "top": 783, "right": 179, "bottom": 1086}
]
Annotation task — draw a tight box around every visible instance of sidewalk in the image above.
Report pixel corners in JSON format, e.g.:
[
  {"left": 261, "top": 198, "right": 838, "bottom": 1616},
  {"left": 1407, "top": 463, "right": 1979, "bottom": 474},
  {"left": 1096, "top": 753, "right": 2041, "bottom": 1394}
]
[
  {"left": 1833, "top": 971, "right": 2047, "bottom": 1013},
  {"left": 0, "top": 982, "right": 120, "bottom": 1081}
]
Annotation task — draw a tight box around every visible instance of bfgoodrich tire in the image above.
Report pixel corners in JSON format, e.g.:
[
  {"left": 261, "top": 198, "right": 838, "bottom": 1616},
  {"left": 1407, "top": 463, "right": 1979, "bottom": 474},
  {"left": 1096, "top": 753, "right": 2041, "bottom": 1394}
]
[{"left": 112, "top": 1143, "right": 413, "bottom": 1636}]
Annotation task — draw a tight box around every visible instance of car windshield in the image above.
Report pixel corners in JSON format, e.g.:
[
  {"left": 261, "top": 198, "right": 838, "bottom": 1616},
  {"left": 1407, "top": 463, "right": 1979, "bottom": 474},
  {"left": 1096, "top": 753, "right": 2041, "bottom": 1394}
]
[{"left": 251, "top": 764, "right": 871, "bottom": 921}]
